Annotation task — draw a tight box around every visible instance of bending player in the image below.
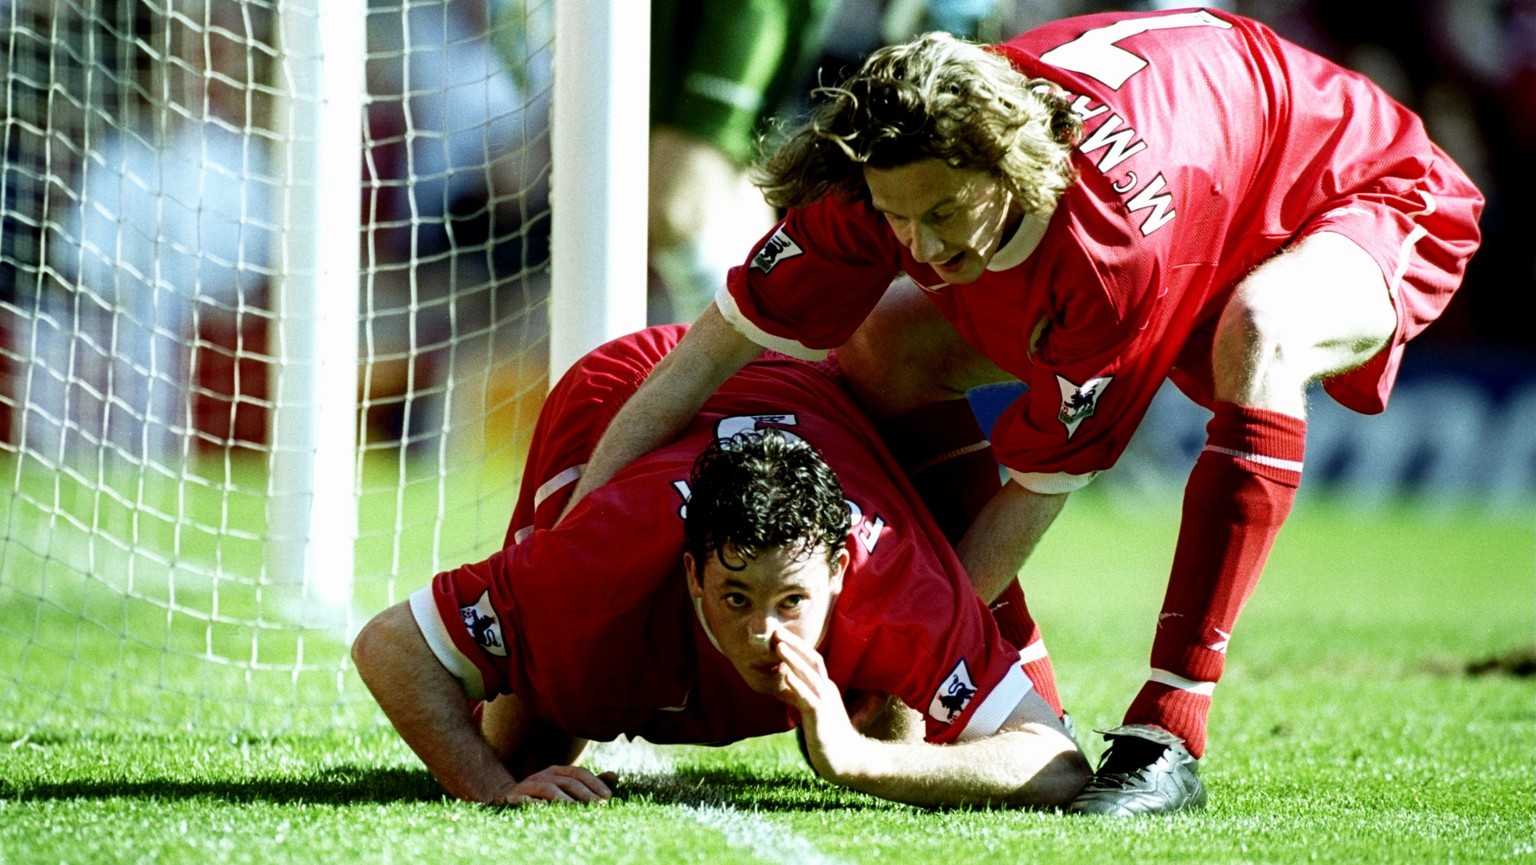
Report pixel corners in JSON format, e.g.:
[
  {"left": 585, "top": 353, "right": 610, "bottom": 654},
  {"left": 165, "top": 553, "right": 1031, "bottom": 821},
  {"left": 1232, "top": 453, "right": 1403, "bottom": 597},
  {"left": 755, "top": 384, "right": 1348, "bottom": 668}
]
[
  {"left": 351, "top": 326, "right": 1088, "bottom": 808},
  {"left": 559, "top": 9, "right": 1484, "bottom": 814}
]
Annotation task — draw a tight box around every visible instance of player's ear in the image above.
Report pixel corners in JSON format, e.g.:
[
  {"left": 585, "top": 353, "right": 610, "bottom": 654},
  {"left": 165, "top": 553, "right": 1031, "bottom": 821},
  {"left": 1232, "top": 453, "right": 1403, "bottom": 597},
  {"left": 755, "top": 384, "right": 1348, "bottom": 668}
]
[
  {"left": 828, "top": 547, "right": 849, "bottom": 595},
  {"left": 683, "top": 552, "right": 704, "bottom": 599}
]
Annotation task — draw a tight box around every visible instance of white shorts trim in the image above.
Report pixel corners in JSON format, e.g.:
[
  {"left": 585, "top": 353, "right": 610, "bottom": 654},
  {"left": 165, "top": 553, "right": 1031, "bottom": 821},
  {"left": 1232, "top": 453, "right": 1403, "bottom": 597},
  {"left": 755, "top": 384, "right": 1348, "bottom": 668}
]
[
  {"left": 1389, "top": 190, "right": 1436, "bottom": 292},
  {"left": 534, "top": 464, "right": 584, "bottom": 511},
  {"left": 1006, "top": 469, "right": 1099, "bottom": 495},
  {"left": 956, "top": 664, "right": 1035, "bottom": 743}
]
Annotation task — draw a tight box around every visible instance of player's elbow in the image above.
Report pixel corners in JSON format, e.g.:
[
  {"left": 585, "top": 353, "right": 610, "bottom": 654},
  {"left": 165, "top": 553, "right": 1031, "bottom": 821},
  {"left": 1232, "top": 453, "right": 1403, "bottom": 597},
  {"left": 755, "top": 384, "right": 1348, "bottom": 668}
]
[
  {"left": 988, "top": 725, "right": 1092, "bottom": 808},
  {"left": 1023, "top": 745, "right": 1093, "bottom": 808},
  {"left": 350, "top": 603, "right": 411, "bottom": 690},
  {"left": 350, "top": 614, "right": 385, "bottom": 687}
]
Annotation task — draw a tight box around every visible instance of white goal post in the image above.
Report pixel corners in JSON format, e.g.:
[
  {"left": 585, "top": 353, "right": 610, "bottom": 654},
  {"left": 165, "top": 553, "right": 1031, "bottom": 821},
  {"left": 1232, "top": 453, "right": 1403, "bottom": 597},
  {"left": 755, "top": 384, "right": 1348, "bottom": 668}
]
[{"left": 0, "top": 0, "right": 646, "bottom": 735}]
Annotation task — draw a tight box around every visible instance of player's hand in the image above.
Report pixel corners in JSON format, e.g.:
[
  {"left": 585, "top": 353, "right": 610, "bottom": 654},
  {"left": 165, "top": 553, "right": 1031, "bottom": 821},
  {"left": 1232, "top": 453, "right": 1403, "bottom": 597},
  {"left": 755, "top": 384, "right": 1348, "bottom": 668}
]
[
  {"left": 771, "top": 625, "right": 868, "bottom": 781},
  {"left": 490, "top": 766, "right": 619, "bottom": 807}
]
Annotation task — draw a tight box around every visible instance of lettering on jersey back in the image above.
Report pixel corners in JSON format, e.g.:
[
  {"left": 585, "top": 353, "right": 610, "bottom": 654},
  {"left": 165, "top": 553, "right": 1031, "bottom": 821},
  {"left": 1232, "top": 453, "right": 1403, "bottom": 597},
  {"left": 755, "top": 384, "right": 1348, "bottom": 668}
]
[{"left": 1069, "top": 94, "right": 1176, "bottom": 237}]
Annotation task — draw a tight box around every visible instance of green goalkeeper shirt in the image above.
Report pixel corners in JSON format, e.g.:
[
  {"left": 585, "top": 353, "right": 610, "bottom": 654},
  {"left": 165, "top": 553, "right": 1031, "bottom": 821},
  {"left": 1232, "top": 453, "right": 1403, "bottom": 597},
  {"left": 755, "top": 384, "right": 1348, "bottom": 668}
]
[{"left": 650, "top": 0, "right": 838, "bottom": 166}]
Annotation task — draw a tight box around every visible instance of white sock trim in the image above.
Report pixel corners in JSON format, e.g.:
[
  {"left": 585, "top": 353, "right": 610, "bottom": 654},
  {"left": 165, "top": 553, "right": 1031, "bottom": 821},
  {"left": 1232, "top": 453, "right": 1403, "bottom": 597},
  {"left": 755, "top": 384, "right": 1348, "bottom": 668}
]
[
  {"left": 1149, "top": 667, "right": 1216, "bottom": 696},
  {"left": 1018, "top": 639, "right": 1049, "bottom": 664},
  {"left": 1202, "top": 444, "right": 1304, "bottom": 474}
]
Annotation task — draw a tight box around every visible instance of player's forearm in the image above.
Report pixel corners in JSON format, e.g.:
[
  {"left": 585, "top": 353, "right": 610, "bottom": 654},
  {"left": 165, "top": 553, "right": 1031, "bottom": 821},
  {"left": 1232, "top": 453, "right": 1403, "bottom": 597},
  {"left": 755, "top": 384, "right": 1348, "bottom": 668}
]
[
  {"left": 352, "top": 605, "right": 518, "bottom": 804},
  {"left": 564, "top": 304, "right": 764, "bottom": 512},
  {"left": 955, "top": 481, "right": 1069, "bottom": 602},
  {"left": 824, "top": 724, "right": 1089, "bottom": 809}
]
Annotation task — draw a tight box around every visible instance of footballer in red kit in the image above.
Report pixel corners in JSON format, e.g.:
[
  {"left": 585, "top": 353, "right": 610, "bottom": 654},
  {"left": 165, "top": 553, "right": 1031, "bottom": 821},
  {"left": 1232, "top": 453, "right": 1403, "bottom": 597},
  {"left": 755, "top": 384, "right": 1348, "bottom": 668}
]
[
  {"left": 353, "top": 326, "right": 1087, "bottom": 809},
  {"left": 413, "top": 326, "right": 1031, "bottom": 745},
  {"left": 724, "top": 8, "right": 1480, "bottom": 483},
  {"left": 559, "top": 7, "right": 1484, "bottom": 815}
]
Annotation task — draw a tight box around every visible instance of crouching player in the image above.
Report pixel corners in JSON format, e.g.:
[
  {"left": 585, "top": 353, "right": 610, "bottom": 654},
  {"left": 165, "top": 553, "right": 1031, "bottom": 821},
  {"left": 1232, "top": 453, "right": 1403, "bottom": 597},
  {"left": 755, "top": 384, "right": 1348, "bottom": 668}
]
[{"left": 351, "top": 325, "right": 1088, "bottom": 808}]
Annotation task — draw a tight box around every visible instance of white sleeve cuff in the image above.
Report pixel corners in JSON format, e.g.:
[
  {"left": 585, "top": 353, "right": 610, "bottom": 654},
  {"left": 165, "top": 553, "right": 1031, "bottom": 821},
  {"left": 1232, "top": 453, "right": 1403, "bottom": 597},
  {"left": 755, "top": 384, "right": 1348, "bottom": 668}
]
[
  {"left": 956, "top": 664, "right": 1034, "bottom": 743},
  {"left": 1006, "top": 468, "right": 1099, "bottom": 495},
  {"left": 714, "top": 286, "right": 828, "bottom": 361},
  {"left": 408, "top": 587, "right": 488, "bottom": 701}
]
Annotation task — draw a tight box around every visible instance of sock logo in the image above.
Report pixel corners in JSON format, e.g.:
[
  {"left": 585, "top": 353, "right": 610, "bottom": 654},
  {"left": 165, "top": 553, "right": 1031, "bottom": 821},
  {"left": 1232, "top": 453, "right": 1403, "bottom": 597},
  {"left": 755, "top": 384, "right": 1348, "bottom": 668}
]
[
  {"left": 1056, "top": 374, "right": 1113, "bottom": 439},
  {"left": 1206, "top": 627, "right": 1231, "bottom": 653}
]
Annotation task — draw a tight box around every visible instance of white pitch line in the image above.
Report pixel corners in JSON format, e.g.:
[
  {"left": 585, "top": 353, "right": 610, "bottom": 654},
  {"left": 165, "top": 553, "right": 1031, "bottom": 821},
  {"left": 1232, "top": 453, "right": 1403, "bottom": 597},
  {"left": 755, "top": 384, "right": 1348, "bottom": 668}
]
[
  {"left": 682, "top": 805, "right": 854, "bottom": 865},
  {"left": 588, "top": 738, "right": 851, "bottom": 865}
]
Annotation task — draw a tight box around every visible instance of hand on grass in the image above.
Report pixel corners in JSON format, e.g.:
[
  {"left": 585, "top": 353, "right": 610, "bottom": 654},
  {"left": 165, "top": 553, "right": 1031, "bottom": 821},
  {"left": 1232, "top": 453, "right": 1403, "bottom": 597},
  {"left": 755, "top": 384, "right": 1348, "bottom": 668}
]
[{"left": 491, "top": 766, "right": 618, "bottom": 807}]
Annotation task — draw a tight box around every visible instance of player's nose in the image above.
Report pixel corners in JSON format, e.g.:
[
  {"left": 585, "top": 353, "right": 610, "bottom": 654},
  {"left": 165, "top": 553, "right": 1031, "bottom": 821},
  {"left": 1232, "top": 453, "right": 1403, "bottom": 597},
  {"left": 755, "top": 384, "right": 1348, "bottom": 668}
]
[
  {"left": 909, "top": 224, "right": 945, "bottom": 263},
  {"left": 747, "top": 614, "right": 775, "bottom": 649}
]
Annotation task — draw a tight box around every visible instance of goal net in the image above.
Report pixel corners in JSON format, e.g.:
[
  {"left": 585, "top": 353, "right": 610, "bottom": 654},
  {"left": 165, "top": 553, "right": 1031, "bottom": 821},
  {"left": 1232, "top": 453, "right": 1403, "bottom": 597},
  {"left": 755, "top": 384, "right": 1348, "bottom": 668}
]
[{"left": 0, "top": 0, "right": 559, "bottom": 735}]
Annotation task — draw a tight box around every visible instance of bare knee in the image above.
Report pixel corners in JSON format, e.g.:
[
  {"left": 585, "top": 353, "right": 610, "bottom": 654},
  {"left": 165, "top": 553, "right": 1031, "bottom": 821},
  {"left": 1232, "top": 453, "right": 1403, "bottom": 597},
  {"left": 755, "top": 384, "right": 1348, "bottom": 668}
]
[
  {"left": 1212, "top": 288, "right": 1294, "bottom": 406},
  {"left": 1213, "top": 233, "right": 1395, "bottom": 412}
]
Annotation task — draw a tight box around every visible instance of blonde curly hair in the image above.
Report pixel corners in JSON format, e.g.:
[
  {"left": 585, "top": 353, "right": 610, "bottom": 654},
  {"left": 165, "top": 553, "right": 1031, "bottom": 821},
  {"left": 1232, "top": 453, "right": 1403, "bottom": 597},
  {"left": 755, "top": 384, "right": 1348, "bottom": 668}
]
[{"left": 754, "top": 31, "right": 1081, "bottom": 215}]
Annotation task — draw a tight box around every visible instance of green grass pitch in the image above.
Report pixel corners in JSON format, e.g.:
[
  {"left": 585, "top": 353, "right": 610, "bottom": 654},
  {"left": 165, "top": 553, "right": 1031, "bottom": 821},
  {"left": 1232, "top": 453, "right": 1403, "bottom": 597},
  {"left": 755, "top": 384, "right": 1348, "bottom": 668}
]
[{"left": 2, "top": 480, "right": 1532, "bottom": 864}]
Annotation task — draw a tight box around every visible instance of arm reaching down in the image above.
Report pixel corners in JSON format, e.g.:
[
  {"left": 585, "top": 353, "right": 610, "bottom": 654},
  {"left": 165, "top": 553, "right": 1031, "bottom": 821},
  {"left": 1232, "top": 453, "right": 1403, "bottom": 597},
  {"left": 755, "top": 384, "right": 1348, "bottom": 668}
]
[
  {"left": 957, "top": 480, "right": 1070, "bottom": 603},
  {"left": 772, "top": 625, "right": 1089, "bottom": 808},
  {"left": 351, "top": 603, "right": 614, "bottom": 806},
  {"left": 563, "top": 303, "right": 765, "bottom": 516}
]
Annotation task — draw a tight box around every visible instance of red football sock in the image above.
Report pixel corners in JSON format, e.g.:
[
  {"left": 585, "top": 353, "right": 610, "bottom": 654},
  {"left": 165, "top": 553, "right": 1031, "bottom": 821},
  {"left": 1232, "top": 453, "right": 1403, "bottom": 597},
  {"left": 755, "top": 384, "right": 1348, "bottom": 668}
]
[
  {"left": 990, "top": 578, "right": 1063, "bottom": 717},
  {"left": 875, "top": 398, "right": 1001, "bottom": 546},
  {"left": 1125, "top": 402, "right": 1306, "bottom": 758}
]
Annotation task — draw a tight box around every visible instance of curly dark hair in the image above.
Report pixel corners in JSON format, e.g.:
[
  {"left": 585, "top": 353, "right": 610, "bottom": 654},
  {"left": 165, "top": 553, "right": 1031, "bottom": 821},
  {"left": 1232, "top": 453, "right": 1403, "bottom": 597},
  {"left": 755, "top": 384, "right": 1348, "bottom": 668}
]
[
  {"left": 753, "top": 31, "right": 1081, "bottom": 214},
  {"left": 683, "top": 430, "right": 850, "bottom": 571}
]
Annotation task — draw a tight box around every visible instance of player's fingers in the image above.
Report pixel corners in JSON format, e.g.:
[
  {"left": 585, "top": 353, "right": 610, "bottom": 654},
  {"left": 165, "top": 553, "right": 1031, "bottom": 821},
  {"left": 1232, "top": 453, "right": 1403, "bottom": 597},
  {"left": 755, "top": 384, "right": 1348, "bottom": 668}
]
[
  {"left": 548, "top": 765, "right": 615, "bottom": 802},
  {"left": 775, "top": 640, "right": 834, "bottom": 702},
  {"left": 554, "top": 779, "right": 609, "bottom": 803},
  {"left": 773, "top": 628, "right": 827, "bottom": 676},
  {"left": 777, "top": 655, "right": 825, "bottom": 710},
  {"left": 510, "top": 767, "right": 612, "bottom": 805},
  {"left": 519, "top": 780, "right": 580, "bottom": 803}
]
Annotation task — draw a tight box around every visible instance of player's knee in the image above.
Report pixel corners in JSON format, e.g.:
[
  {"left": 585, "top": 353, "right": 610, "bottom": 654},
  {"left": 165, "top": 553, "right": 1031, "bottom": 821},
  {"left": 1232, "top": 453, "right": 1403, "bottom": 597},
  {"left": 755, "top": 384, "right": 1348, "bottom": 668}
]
[{"left": 1214, "top": 288, "right": 1284, "bottom": 370}]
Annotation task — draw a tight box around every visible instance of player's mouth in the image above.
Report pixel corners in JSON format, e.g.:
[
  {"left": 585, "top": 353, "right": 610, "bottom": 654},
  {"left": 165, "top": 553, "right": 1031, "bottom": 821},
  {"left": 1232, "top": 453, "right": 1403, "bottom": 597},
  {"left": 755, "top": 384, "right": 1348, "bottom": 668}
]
[{"left": 932, "top": 250, "right": 966, "bottom": 274}]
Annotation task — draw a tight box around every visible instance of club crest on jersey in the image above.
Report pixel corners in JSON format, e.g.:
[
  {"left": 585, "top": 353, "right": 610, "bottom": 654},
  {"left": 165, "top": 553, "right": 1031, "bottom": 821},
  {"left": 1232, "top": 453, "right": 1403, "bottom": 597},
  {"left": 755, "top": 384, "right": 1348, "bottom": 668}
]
[
  {"left": 928, "top": 659, "right": 978, "bottom": 724},
  {"left": 751, "top": 227, "right": 803, "bottom": 274},
  {"left": 460, "top": 590, "right": 507, "bottom": 657},
  {"left": 1055, "top": 374, "right": 1113, "bottom": 439}
]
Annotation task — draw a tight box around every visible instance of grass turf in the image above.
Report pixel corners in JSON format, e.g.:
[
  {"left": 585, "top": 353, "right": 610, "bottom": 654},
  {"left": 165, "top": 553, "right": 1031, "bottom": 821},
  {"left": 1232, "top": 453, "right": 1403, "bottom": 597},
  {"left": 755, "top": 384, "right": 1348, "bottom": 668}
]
[{"left": 2, "top": 487, "right": 1532, "bottom": 864}]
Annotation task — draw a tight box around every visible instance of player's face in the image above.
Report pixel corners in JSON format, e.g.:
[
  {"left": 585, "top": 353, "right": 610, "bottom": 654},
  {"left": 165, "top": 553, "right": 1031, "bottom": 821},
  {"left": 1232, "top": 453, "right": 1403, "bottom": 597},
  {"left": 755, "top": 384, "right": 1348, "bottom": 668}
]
[
  {"left": 864, "top": 158, "right": 1022, "bottom": 285},
  {"left": 685, "top": 544, "right": 848, "bottom": 696}
]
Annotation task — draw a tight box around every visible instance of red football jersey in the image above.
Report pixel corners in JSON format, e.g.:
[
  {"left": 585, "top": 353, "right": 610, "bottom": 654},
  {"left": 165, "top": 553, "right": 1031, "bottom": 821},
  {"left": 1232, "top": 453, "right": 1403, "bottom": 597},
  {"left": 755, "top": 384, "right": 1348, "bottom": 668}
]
[
  {"left": 722, "top": 8, "right": 1482, "bottom": 491},
  {"left": 411, "top": 326, "right": 1033, "bottom": 746}
]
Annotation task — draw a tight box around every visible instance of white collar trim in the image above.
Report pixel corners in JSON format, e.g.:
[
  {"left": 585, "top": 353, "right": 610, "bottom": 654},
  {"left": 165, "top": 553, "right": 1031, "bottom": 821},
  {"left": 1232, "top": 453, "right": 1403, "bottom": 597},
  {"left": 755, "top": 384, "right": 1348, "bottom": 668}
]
[{"left": 986, "top": 199, "right": 1056, "bottom": 272}]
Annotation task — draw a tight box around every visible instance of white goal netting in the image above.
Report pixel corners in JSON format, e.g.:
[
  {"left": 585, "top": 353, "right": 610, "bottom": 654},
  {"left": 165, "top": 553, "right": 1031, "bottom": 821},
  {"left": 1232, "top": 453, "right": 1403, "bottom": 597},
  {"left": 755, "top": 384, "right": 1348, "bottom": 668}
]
[{"left": 1, "top": 0, "right": 555, "bottom": 734}]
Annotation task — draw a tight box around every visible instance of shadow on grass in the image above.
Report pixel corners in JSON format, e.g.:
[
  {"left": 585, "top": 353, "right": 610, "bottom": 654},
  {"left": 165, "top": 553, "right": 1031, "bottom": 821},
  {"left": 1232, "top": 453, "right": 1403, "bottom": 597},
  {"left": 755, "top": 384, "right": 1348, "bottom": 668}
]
[
  {"left": 4, "top": 766, "right": 451, "bottom": 805},
  {"left": 1464, "top": 646, "right": 1536, "bottom": 677},
  {"left": 4, "top": 765, "right": 910, "bottom": 812},
  {"left": 612, "top": 767, "right": 904, "bottom": 812}
]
